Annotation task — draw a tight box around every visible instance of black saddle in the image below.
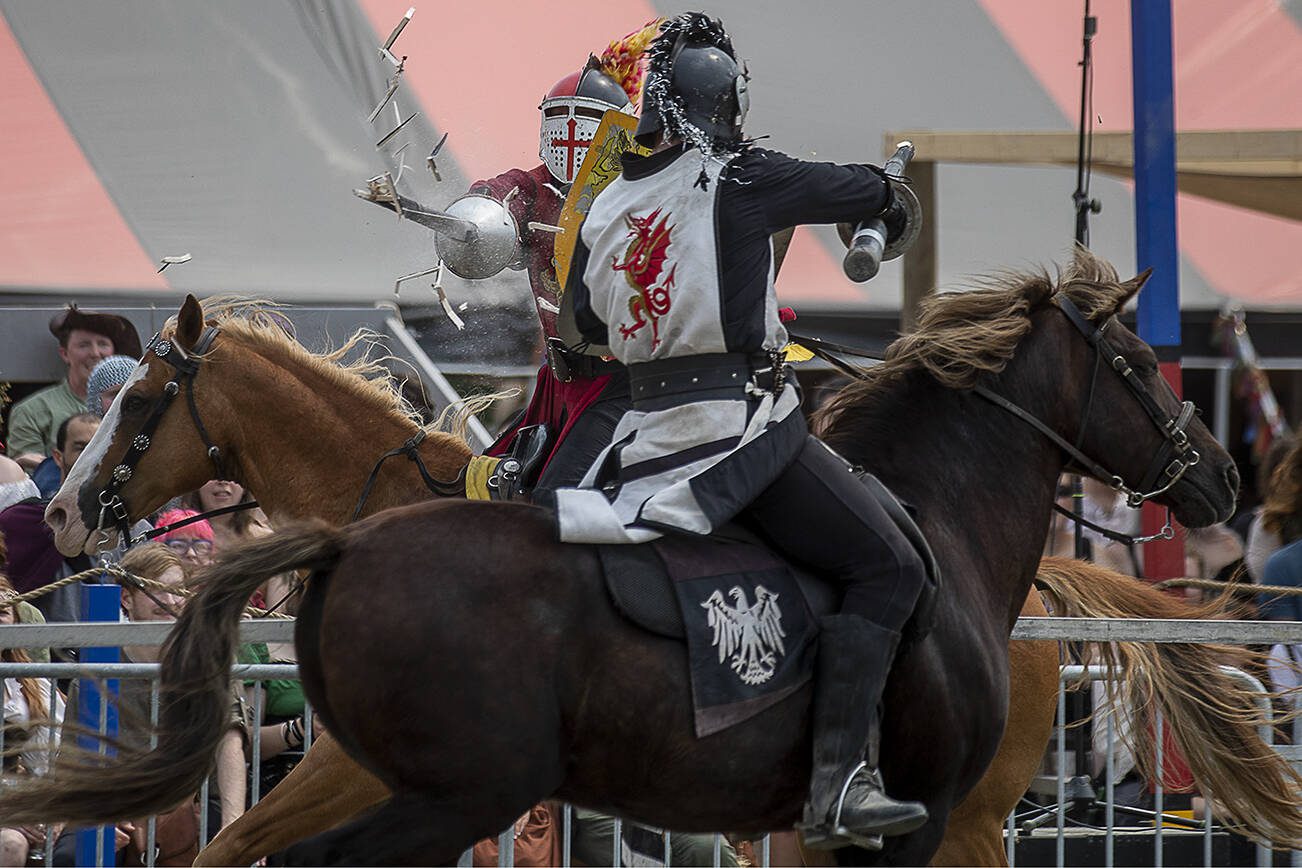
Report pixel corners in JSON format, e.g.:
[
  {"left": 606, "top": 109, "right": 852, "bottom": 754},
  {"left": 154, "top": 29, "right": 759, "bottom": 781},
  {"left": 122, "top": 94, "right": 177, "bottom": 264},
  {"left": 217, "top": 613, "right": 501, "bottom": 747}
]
[
  {"left": 596, "top": 471, "right": 939, "bottom": 737},
  {"left": 599, "top": 471, "right": 940, "bottom": 642}
]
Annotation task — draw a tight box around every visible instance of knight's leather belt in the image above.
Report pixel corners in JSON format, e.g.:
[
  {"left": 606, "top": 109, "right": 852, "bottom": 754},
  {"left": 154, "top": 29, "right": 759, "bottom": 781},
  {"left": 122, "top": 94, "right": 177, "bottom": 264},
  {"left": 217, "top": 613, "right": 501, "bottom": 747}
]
[
  {"left": 629, "top": 353, "right": 781, "bottom": 409},
  {"left": 565, "top": 353, "right": 622, "bottom": 381},
  {"left": 545, "top": 338, "right": 623, "bottom": 383}
]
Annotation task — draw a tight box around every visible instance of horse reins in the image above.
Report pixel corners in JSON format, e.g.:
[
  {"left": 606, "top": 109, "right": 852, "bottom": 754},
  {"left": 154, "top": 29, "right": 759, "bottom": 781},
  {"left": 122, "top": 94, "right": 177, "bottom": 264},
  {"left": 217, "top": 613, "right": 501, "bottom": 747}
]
[
  {"left": 972, "top": 296, "right": 1199, "bottom": 512},
  {"left": 350, "top": 428, "right": 465, "bottom": 521},
  {"left": 795, "top": 296, "right": 1199, "bottom": 546},
  {"left": 95, "top": 328, "right": 231, "bottom": 544},
  {"left": 131, "top": 501, "right": 261, "bottom": 545}
]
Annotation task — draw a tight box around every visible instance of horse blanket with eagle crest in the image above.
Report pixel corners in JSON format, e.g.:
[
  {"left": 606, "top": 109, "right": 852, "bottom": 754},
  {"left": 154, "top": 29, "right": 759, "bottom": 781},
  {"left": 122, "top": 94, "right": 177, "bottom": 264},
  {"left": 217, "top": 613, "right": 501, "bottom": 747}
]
[{"left": 553, "top": 144, "right": 892, "bottom": 543}]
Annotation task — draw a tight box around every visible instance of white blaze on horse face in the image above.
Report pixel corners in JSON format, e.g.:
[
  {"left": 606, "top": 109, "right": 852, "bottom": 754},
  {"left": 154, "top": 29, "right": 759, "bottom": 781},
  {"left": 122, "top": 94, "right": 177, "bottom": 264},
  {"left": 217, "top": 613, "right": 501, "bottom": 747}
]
[{"left": 47, "top": 362, "right": 149, "bottom": 555}]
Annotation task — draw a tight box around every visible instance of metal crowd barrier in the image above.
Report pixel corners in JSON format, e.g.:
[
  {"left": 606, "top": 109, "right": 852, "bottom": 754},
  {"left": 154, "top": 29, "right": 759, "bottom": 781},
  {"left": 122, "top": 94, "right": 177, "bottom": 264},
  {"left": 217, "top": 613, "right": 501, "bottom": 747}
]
[
  {"left": 5, "top": 617, "right": 1302, "bottom": 867},
  {"left": 1008, "top": 663, "right": 1280, "bottom": 868}
]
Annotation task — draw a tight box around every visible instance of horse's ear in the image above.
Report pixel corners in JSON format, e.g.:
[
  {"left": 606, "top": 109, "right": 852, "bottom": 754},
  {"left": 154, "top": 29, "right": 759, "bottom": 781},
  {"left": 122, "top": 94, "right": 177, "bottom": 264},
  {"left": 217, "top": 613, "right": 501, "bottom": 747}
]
[
  {"left": 175, "top": 295, "right": 204, "bottom": 351},
  {"left": 1113, "top": 268, "right": 1153, "bottom": 313}
]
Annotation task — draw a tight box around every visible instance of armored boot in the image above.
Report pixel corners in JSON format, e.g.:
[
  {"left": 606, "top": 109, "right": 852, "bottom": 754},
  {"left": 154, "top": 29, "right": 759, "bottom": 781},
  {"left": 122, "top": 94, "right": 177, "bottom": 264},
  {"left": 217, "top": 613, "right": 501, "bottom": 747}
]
[{"left": 797, "top": 615, "right": 928, "bottom": 851}]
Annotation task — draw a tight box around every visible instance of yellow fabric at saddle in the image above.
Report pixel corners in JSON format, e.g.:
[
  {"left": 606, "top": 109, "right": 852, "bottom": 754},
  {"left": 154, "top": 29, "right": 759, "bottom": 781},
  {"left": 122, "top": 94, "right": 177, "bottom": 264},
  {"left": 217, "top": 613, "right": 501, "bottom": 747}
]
[
  {"left": 783, "top": 342, "right": 814, "bottom": 362},
  {"left": 465, "top": 455, "right": 501, "bottom": 500}
]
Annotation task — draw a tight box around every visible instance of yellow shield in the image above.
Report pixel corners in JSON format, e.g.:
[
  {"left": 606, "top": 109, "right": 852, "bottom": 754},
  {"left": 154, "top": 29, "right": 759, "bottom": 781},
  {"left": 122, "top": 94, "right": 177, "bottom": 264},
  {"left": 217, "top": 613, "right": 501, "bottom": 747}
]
[{"left": 554, "top": 109, "right": 650, "bottom": 349}]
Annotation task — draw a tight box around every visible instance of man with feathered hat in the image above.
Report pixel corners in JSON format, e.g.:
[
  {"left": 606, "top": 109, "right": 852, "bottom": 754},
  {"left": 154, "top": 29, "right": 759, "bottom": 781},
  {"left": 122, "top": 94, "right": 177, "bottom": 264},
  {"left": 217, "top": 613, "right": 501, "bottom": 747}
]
[{"left": 551, "top": 12, "right": 928, "bottom": 851}]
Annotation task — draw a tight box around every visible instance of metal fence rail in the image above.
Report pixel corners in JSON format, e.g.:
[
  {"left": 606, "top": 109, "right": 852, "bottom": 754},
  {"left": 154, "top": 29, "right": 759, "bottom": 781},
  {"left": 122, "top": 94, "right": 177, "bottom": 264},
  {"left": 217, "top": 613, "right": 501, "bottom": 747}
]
[
  {"left": 7, "top": 616, "right": 1302, "bottom": 650},
  {"left": 1013, "top": 663, "right": 1280, "bottom": 868}
]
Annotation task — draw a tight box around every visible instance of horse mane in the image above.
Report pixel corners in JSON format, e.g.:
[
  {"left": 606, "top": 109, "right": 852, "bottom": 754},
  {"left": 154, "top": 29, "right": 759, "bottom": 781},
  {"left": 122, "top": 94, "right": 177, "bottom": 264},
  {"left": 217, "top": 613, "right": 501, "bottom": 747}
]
[
  {"left": 161, "top": 298, "right": 486, "bottom": 444},
  {"left": 815, "top": 248, "right": 1139, "bottom": 438}
]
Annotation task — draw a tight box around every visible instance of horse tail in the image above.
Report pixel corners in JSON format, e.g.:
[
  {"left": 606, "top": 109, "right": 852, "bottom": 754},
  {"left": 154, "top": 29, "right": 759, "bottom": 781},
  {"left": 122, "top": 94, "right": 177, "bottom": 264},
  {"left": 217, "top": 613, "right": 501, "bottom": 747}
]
[
  {"left": 1035, "top": 556, "right": 1302, "bottom": 848},
  {"left": 0, "top": 521, "right": 345, "bottom": 828}
]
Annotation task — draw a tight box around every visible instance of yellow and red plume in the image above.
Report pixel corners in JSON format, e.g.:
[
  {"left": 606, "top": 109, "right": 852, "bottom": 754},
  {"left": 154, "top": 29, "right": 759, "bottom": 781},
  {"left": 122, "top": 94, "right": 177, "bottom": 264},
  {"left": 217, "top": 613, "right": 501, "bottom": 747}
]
[{"left": 598, "top": 18, "right": 666, "bottom": 107}]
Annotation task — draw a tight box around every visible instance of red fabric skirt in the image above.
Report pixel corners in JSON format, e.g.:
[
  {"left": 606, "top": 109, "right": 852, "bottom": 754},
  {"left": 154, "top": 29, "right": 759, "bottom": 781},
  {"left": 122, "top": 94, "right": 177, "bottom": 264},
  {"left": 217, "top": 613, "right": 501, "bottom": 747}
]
[{"left": 487, "top": 365, "right": 612, "bottom": 471}]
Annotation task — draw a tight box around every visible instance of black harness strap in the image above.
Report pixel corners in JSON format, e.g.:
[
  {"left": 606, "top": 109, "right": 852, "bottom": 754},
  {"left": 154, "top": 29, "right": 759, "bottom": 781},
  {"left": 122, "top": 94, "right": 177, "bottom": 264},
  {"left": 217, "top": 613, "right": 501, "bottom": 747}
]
[
  {"left": 134, "top": 501, "right": 262, "bottom": 544},
  {"left": 971, "top": 383, "right": 1120, "bottom": 485},
  {"left": 350, "top": 429, "right": 465, "bottom": 521},
  {"left": 96, "top": 328, "right": 229, "bottom": 539},
  {"left": 786, "top": 331, "right": 883, "bottom": 380},
  {"left": 790, "top": 302, "right": 1197, "bottom": 538},
  {"left": 974, "top": 295, "right": 1199, "bottom": 510}
]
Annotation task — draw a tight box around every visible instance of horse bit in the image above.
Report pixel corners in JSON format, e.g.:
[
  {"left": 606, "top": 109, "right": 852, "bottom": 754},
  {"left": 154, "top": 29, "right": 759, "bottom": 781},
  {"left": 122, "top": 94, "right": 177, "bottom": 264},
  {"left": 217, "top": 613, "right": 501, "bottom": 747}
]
[
  {"left": 94, "top": 328, "right": 229, "bottom": 548},
  {"left": 972, "top": 295, "right": 1200, "bottom": 540}
]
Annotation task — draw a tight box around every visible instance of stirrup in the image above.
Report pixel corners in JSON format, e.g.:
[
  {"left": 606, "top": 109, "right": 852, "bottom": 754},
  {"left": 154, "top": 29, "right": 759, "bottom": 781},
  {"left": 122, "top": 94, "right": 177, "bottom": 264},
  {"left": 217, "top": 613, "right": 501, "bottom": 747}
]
[{"left": 800, "top": 762, "right": 885, "bottom": 851}]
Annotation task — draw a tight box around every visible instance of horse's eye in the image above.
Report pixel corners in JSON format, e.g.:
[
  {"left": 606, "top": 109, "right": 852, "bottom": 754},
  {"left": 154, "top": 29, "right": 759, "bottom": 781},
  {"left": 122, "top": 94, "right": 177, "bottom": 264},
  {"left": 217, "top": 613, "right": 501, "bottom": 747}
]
[{"left": 123, "top": 395, "right": 148, "bottom": 414}]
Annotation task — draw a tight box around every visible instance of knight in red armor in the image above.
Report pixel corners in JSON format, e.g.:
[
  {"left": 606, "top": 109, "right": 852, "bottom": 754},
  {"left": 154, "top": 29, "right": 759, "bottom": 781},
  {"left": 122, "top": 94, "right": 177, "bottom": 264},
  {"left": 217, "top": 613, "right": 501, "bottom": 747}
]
[
  {"left": 360, "top": 25, "right": 658, "bottom": 499},
  {"left": 468, "top": 58, "right": 639, "bottom": 495}
]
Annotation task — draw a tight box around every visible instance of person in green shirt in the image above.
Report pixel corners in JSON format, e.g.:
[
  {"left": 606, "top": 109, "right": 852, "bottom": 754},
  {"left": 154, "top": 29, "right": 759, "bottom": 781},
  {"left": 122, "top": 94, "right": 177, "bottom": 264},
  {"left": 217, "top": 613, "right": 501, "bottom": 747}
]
[{"left": 6, "top": 306, "right": 140, "bottom": 469}]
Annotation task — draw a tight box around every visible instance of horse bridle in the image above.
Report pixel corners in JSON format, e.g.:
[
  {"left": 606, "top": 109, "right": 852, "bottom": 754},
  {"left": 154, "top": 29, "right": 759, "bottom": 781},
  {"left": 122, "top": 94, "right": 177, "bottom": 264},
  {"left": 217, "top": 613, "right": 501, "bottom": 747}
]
[
  {"left": 95, "top": 325, "right": 462, "bottom": 546},
  {"left": 972, "top": 295, "right": 1200, "bottom": 510},
  {"left": 94, "top": 328, "right": 229, "bottom": 542}
]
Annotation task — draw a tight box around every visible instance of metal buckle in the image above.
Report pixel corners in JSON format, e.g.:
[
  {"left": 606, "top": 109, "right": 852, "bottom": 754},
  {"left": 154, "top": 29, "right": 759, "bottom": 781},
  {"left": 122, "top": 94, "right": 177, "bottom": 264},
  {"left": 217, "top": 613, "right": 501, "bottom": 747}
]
[{"left": 545, "top": 338, "right": 573, "bottom": 383}]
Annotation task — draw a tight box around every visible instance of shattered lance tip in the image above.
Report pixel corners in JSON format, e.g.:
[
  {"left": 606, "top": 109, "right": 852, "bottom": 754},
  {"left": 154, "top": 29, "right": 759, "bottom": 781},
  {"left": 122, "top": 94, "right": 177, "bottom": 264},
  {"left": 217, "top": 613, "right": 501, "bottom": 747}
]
[{"left": 156, "top": 253, "right": 193, "bottom": 273}]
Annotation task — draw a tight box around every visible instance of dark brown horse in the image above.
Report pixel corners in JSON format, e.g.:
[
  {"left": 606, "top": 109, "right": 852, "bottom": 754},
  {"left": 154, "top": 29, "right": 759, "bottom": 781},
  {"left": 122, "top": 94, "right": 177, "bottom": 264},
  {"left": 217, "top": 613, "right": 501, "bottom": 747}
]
[{"left": 11, "top": 254, "right": 1242, "bottom": 864}]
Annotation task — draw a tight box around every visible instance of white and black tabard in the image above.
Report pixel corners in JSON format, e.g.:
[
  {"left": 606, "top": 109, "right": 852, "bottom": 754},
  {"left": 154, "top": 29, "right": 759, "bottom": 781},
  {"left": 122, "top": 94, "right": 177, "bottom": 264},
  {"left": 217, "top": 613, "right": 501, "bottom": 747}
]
[{"left": 553, "top": 144, "right": 892, "bottom": 544}]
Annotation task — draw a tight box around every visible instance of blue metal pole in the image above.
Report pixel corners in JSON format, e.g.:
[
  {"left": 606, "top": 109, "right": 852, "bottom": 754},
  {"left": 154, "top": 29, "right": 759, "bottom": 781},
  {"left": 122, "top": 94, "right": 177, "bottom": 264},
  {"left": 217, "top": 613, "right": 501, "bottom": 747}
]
[
  {"left": 75, "top": 582, "right": 121, "bottom": 868},
  {"left": 1131, "top": 0, "right": 1187, "bottom": 584},
  {"left": 1131, "top": 0, "right": 1180, "bottom": 347}
]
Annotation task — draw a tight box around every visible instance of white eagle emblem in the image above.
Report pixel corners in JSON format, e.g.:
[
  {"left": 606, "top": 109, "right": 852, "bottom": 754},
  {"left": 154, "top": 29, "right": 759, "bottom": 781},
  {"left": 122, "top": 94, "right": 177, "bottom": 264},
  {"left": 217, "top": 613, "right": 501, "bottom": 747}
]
[{"left": 701, "top": 585, "right": 786, "bottom": 686}]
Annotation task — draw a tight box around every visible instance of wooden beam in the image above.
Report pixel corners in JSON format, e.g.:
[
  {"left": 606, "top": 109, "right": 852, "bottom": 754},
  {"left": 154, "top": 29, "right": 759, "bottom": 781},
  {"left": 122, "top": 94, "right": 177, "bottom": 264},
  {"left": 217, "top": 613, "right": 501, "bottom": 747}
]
[
  {"left": 901, "top": 160, "right": 935, "bottom": 333},
  {"left": 886, "top": 129, "right": 1302, "bottom": 223},
  {"left": 887, "top": 129, "right": 1302, "bottom": 175},
  {"left": 1087, "top": 167, "right": 1302, "bottom": 221}
]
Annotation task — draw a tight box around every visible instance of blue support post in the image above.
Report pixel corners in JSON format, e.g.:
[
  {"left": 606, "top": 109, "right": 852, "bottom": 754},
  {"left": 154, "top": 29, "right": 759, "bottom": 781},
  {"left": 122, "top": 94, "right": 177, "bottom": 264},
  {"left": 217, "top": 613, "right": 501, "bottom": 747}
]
[
  {"left": 1131, "top": 0, "right": 1180, "bottom": 348},
  {"left": 75, "top": 583, "right": 121, "bottom": 868},
  {"left": 1131, "top": 0, "right": 1186, "bottom": 584}
]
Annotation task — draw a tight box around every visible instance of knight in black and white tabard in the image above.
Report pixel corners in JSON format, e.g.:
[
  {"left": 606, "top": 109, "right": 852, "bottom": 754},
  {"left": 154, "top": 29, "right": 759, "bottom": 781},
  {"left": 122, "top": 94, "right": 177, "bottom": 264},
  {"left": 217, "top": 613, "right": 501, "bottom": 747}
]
[{"left": 550, "top": 13, "right": 931, "bottom": 852}]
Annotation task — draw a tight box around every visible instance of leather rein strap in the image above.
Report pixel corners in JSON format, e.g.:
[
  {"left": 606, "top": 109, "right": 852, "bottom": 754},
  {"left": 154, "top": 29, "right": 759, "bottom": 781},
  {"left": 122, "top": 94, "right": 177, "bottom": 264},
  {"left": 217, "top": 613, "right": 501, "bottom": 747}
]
[
  {"left": 972, "top": 295, "right": 1199, "bottom": 511},
  {"left": 350, "top": 429, "right": 465, "bottom": 521},
  {"left": 792, "top": 298, "right": 1197, "bottom": 544}
]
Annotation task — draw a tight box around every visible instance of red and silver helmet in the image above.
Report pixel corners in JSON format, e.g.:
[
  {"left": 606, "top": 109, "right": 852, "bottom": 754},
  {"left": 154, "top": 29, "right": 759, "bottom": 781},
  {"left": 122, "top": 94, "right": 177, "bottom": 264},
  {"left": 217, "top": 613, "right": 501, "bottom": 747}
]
[{"left": 539, "top": 65, "right": 633, "bottom": 185}]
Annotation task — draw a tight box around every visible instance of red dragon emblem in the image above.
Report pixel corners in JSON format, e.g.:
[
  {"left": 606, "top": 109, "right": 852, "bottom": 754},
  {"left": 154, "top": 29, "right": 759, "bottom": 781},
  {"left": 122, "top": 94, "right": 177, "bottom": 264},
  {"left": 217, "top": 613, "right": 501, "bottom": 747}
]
[{"left": 611, "top": 208, "right": 676, "bottom": 348}]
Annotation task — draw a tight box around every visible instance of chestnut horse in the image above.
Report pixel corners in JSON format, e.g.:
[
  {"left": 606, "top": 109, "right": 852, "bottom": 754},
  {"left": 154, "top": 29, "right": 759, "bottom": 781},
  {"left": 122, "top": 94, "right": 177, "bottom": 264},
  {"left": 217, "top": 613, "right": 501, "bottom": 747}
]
[
  {"left": 36, "top": 298, "right": 1057, "bottom": 864},
  {"left": 12, "top": 260, "right": 1282, "bottom": 863}
]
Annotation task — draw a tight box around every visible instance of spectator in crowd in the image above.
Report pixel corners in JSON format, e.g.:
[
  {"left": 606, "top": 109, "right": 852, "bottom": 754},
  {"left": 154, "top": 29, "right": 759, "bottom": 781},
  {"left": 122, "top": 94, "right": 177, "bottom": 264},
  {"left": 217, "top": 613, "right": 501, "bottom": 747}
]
[
  {"left": 1255, "top": 440, "right": 1302, "bottom": 703},
  {"left": 84, "top": 355, "right": 140, "bottom": 418},
  {"left": 34, "top": 412, "right": 100, "bottom": 499},
  {"left": 1, "top": 576, "right": 65, "bottom": 867},
  {"left": 177, "top": 480, "right": 309, "bottom": 779},
  {"left": 181, "top": 480, "right": 269, "bottom": 559},
  {"left": 570, "top": 811, "right": 740, "bottom": 867},
  {"left": 0, "top": 530, "right": 50, "bottom": 665},
  {"left": 152, "top": 509, "right": 215, "bottom": 571},
  {"left": 1258, "top": 440, "right": 1302, "bottom": 605},
  {"left": 46, "top": 544, "right": 251, "bottom": 866},
  {"left": 1183, "top": 523, "right": 1244, "bottom": 586},
  {"left": 6, "top": 307, "right": 140, "bottom": 471},
  {"left": 183, "top": 479, "right": 292, "bottom": 609},
  {"left": 0, "top": 414, "right": 102, "bottom": 622},
  {"left": 1246, "top": 431, "right": 1297, "bottom": 582},
  {"left": 0, "top": 413, "right": 149, "bottom": 624},
  {"left": 0, "top": 455, "right": 38, "bottom": 514}
]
